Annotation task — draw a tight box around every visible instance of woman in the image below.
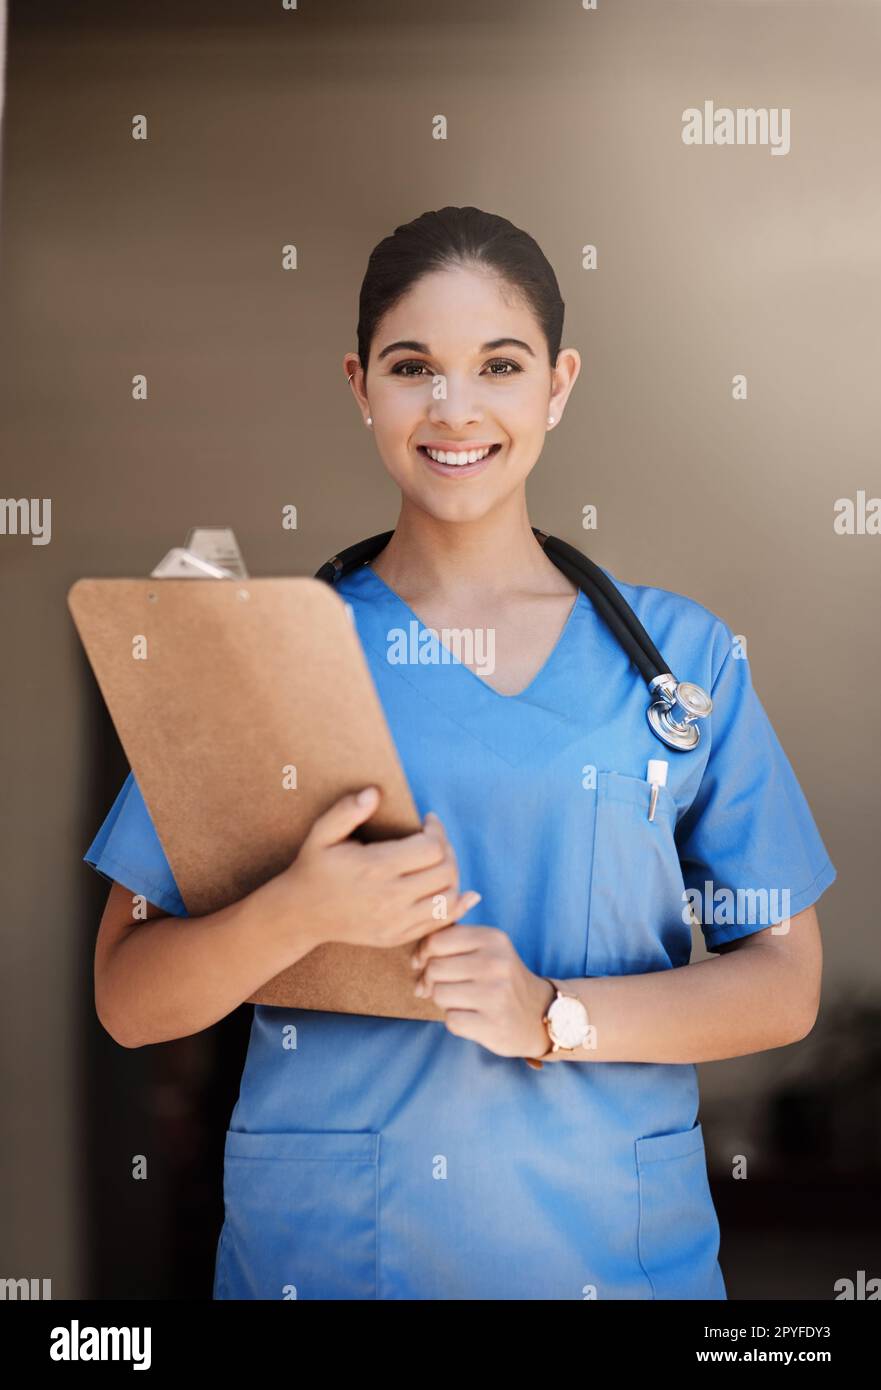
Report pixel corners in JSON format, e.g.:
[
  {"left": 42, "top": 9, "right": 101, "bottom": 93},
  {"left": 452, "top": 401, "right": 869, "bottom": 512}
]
[{"left": 86, "top": 206, "right": 836, "bottom": 1300}]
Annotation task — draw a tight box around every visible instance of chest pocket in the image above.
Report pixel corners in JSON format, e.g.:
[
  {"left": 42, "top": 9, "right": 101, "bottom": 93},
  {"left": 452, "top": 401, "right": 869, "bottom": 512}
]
[{"left": 586, "top": 771, "right": 691, "bottom": 977}]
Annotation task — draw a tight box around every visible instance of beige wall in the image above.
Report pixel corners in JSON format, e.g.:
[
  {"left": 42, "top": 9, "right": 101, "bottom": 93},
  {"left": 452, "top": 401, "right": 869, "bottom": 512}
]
[{"left": 1, "top": 0, "right": 877, "bottom": 1293}]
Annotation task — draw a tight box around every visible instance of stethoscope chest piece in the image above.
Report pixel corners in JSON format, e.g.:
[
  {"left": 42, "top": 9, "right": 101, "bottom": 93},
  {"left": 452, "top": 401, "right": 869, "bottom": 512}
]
[{"left": 647, "top": 676, "right": 714, "bottom": 752}]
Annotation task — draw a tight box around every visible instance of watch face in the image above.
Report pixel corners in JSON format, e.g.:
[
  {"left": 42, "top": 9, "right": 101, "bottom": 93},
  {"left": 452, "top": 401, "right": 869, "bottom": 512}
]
[{"left": 548, "top": 995, "right": 589, "bottom": 1049}]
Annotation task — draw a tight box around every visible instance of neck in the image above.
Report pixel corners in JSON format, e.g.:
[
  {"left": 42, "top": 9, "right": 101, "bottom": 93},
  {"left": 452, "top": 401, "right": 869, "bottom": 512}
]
[{"left": 370, "top": 492, "right": 569, "bottom": 605}]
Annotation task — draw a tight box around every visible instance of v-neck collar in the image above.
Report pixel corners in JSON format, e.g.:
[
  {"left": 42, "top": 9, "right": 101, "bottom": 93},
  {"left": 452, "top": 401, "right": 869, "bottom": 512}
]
[
  {"left": 337, "top": 563, "right": 601, "bottom": 768},
  {"left": 361, "top": 564, "right": 584, "bottom": 702}
]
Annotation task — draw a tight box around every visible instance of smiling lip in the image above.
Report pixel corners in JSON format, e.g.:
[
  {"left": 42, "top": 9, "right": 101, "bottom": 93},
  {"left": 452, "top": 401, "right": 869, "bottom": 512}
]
[
  {"left": 418, "top": 442, "right": 500, "bottom": 452},
  {"left": 417, "top": 442, "right": 502, "bottom": 478}
]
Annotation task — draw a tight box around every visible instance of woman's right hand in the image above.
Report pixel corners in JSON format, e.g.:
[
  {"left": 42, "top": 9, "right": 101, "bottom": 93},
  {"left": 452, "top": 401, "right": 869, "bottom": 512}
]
[{"left": 265, "top": 787, "right": 481, "bottom": 951}]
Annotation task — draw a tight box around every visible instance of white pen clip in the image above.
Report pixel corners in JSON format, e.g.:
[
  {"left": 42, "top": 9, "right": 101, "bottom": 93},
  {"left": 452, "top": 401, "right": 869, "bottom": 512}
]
[{"left": 646, "top": 759, "right": 669, "bottom": 823}]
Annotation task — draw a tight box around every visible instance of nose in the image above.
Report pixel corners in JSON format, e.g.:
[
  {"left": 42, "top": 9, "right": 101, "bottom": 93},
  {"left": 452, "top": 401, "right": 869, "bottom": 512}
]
[{"left": 425, "top": 378, "right": 484, "bottom": 431}]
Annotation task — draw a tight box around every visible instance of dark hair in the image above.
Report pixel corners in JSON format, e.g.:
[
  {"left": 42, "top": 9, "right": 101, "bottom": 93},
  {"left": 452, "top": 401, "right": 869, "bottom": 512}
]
[{"left": 356, "top": 206, "right": 565, "bottom": 378}]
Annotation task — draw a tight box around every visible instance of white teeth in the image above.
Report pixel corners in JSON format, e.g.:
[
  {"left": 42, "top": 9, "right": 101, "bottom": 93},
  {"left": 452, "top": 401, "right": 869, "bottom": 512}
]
[{"left": 425, "top": 445, "right": 493, "bottom": 466}]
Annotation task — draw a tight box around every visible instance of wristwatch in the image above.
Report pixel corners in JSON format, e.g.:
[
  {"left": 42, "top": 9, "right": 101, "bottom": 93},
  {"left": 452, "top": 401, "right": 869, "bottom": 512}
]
[{"left": 525, "top": 977, "right": 591, "bottom": 1069}]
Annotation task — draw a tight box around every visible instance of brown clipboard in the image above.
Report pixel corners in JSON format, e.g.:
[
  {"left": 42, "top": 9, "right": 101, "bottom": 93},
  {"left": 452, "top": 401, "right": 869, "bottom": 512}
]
[{"left": 68, "top": 576, "right": 446, "bottom": 1021}]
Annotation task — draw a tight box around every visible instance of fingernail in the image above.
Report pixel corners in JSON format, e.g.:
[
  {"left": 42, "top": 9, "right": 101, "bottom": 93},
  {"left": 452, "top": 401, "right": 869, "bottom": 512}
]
[
  {"left": 357, "top": 787, "right": 378, "bottom": 805},
  {"left": 465, "top": 892, "right": 482, "bottom": 910}
]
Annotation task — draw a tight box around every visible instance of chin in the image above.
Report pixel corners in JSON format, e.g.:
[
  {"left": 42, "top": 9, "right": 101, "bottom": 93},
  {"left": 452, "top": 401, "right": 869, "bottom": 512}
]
[{"left": 406, "top": 487, "right": 501, "bottom": 525}]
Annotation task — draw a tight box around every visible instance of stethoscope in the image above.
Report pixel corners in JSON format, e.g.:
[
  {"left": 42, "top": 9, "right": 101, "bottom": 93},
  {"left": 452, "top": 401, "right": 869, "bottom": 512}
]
[{"left": 315, "top": 528, "right": 713, "bottom": 752}]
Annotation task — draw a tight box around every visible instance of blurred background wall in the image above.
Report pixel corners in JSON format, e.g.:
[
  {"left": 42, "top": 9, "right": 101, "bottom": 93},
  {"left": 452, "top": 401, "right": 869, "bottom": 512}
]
[{"left": 0, "top": 0, "right": 878, "bottom": 1298}]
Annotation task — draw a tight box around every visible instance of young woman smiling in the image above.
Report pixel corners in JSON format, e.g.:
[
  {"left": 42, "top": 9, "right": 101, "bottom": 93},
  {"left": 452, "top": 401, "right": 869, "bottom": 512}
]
[{"left": 87, "top": 206, "right": 835, "bottom": 1300}]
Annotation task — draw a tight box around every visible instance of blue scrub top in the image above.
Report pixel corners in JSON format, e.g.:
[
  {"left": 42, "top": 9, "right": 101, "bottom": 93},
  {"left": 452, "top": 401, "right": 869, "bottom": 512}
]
[{"left": 84, "top": 563, "right": 836, "bottom": 1300}]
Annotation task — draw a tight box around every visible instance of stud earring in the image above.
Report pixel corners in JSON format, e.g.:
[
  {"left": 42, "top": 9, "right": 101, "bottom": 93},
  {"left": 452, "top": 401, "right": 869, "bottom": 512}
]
[
  {"left": 547, "top": 414, "right": 556, "bottom": 426},
  {"left": 366, "top": 416, "right": 372, "bottom": 426}
]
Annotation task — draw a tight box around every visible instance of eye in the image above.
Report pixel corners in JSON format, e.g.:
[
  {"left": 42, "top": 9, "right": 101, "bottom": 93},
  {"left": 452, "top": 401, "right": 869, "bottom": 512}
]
[
  {"left": 390, "top": 360, "right": 432, "bottom": 377},
  {"left": 483, "top": 359, "right": 522, "bottom": 376}
]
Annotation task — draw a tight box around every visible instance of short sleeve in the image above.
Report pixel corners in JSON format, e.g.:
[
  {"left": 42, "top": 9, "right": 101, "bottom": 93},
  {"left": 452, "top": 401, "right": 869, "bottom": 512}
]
[
  {"left": 675, "top": 622, "right": 836, "bottom": 951},
  {"left": 83, "top": 769, "right": 188, "bottom": 918}
]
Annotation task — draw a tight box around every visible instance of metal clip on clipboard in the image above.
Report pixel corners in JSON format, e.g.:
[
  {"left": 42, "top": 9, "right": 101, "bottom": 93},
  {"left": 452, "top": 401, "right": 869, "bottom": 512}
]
[{"left": 150, "top": 526, "right": 249, "bottom": 580}]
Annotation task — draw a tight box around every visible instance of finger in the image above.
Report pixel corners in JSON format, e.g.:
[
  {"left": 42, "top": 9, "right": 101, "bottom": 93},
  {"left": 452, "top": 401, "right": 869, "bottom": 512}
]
[
  {"left": 416, "top": 953, "right": 482, "bottom": 986},
  {"left": 412, "top": 923, "right": 489, "bottom": 963},
  {"left": 401, "top": 890, "right": 481, "bottom": 942},
  {"left": 308, "top": 787, "right": 380, "bottom": 848},
  {"left": 407, "top": 888, "right": 480, "bottom": 930},
  {"left": 422, "top": 811, "right": 450, "bottom": 850},
  {"left": 366, "top": 827, "right": 448, "bottom": 875},
  {"left": 394, "top": 917, "right": 449, "bottom": 947},
  {"left": 420, "top": 980, "right": 487, "bottom": 1008},
  {"left": 397, "top": 858, "right": 460, "bottom": 907}
]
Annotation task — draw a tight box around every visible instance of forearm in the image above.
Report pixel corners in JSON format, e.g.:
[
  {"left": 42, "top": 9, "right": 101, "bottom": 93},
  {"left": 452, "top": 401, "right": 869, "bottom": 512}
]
[
  {"left": 546, "top": 941, "right": 814, "bottom": 1064},
  {"left": 98, "top": 876, "right": 320, "bottom": 1048}
]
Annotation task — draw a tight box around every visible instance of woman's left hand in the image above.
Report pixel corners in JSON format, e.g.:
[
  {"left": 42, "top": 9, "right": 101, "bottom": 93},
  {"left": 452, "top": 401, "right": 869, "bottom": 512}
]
[{"left": 411, "top": 924, "right": 556, "bottom": 1060}]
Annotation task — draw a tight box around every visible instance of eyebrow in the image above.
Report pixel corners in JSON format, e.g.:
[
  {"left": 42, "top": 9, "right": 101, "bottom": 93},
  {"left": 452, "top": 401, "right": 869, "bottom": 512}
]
[{"left": 376, "top": 337, "right": 537, "bottom": 361}]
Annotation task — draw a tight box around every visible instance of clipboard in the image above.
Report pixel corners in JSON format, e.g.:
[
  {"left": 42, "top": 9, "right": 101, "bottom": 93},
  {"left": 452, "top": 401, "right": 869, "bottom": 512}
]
[{"left": 68, "top": 576, "right": 446, "bottom": 1022}]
